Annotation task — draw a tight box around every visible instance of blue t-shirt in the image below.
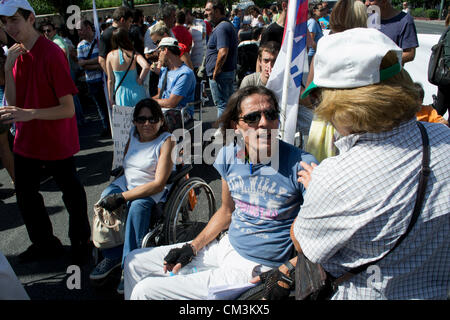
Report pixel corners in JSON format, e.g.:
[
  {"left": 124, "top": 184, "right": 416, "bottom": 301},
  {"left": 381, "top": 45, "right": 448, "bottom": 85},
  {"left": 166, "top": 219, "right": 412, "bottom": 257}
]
[
  {"left": 307, "top": 18, "right": 323, "bottom": 57},
  {"left": 380, "top": 11, "right": 418, "bottom": 50},
  {"left": 205, "top": 19, "right": 238, "bottom": 77},
  {"left": 213, "top": 139, "right": 318, "bottom": 268},
  {"left": 158, "top": 63, "right": 196, "bottom": 109},
  {"left": 232, "top": 16, "right": 241, "bottom": 31}
]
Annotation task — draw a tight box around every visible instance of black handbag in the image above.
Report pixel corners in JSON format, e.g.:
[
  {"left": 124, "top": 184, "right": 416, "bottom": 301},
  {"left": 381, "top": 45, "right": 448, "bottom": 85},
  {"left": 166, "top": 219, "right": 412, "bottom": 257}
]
[{"left": 295, "top": 122, "right": 431, "bottom": 300}]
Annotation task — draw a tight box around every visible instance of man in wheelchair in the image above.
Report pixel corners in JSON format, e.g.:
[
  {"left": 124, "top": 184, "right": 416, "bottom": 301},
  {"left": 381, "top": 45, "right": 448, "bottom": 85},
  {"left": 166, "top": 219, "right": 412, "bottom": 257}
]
[
  {"left": 124, "top": 86, "right": 318, "bottom": 300},
  {"left": 152, "top": 37, "right": 196, "bottom": 133},
  {"left": 90, "top": 99, "right": 175, "bottom": 294}
]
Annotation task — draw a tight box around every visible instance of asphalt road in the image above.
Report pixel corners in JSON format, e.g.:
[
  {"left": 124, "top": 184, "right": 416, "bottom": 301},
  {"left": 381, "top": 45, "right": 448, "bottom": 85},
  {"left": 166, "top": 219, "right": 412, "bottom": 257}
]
[
  {"left": 414, "top": 19, "right": 447, "bottom": 35},
  {"left": 0, "top": 18, "right": 447, "bottom": 301}
]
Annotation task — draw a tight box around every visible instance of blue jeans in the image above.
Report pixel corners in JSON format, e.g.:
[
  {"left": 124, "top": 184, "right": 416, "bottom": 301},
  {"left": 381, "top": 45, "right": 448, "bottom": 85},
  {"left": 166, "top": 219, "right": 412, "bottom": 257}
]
[
  {"left": 209, "top": 70, "right": 235, "bottom": 118},
  {"left": 100, "top": 183, "right": 155, "bottom": 267}
]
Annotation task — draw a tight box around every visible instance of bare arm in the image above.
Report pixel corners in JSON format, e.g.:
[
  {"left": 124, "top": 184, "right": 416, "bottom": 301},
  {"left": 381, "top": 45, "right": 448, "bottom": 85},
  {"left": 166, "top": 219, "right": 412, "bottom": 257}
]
[
  {"left": 0, "top": 94, "right": 75, "bottom": 123},
  {"left": 136, "top": 53, "right": 150, "bottom": 85},
  {"left": 99, "top": 55, "right": 107, "bottom": 73},
  {"left": 121, "top": 137, "right": 175, "bottom": 201},
  {"left": 402, "top": 47, "right": 416, "bottom": 65},
  {"left": 106, "top": 53, "right": 115, "bottom": 106},
  {"left": 213, "top": 47, "right": 229, "bottom": 80},
  {"left": 153, "top": 94, "right": 183, "bottom": 109},
  {"left": 4, "top": 43, "right": 27, "bottom": 106}
]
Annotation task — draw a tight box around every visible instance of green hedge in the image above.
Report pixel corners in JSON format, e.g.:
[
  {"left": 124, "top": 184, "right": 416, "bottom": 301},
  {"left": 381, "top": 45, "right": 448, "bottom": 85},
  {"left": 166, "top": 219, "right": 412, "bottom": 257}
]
[
  {"left": 31, "top": 0, "right": 158, "bottom": 16},
  {"left": 411, "top": 7, "right": 439, "bottom": 19},
  {"left": 425, "top": 9, "right": 439, "bottom": 20}
]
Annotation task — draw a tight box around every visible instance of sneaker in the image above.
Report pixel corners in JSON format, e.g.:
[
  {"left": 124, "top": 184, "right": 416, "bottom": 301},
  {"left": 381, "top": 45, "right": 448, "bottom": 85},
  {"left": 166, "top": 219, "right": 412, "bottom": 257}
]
[
  {"left": 117, "top": 272, "right": 124, "bottom": 295},
  {"left": 18, "top": 240, "right": 64, "bottom": 263},
  {"left": 89, "top": 257, "right": 121, "bottom": 280}
]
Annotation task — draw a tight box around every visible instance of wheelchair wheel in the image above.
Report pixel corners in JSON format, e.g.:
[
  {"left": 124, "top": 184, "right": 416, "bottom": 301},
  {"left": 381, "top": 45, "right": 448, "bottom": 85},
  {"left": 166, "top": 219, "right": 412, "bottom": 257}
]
[{"left": 163, "top": 177, "right": 216, "bottom": 245}]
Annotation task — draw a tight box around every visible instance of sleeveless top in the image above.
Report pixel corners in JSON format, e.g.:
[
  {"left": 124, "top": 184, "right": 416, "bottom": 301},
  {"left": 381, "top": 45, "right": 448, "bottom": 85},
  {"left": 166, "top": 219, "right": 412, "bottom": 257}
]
[
  {"left": 123, "top": 128, "right": 173, "bottom": 203},
  {"left": 113, "top": 49, "right": 147, "bottom": 107}
]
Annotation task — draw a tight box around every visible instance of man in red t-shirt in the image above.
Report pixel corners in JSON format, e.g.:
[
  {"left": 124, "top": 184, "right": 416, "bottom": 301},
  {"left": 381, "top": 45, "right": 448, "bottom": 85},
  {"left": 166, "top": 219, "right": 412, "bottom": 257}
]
[
  {"left": 172, "top": 10, "right": 193, "bottom": 51},
  {"left": 0, "top": 1, "right": 91, "bottom": 264}
]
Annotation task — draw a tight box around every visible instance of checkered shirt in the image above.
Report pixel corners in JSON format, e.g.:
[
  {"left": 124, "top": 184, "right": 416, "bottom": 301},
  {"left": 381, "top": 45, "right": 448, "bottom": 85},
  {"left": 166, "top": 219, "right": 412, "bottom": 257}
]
[{"left": 294, "top": 120, "right": 450, "bottom": 300}]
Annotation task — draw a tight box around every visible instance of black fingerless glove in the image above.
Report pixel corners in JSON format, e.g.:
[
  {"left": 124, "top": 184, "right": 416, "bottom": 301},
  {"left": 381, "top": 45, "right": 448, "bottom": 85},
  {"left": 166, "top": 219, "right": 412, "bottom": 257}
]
[
  {"left": 98, "top": 193, "right": 126, "bottom": 212},
  {"left": 259, "top": 268, "right": 293, "bottom": 300},
  {"left": 164, "top": 243, "right": 196, "bottom": 268}
]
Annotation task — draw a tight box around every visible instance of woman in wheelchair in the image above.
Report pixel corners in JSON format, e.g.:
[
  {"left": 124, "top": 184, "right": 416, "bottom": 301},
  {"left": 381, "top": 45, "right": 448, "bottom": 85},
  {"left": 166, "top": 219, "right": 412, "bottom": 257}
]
[
  {"left": 90, "top": 98, "right": 175, "bottom": 294},
  {"left": 123, "top": 86, "right": 318, "bottom": 300}
]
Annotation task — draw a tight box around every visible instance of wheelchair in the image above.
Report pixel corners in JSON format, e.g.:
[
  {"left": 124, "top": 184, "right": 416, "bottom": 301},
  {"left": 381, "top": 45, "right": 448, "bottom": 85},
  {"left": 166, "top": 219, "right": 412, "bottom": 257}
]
[
  {"left": 92, "top": 82, "right": 216, "bottom": 267},
  {"left": 140, "top": 163, "right": 216, "bottom": 248}
]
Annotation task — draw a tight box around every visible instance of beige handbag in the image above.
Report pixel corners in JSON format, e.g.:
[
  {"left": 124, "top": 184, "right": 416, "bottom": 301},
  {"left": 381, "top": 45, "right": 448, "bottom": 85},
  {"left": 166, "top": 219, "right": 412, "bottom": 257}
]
[{"left": 92, "top": 202, "right": 128, "bottom": 249}]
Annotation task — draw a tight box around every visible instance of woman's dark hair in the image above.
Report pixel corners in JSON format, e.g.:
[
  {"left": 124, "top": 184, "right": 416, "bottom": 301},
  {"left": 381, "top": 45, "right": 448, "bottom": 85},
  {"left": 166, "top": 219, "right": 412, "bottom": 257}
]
[
  {"left": 133, "top": 98, "right": 169, "bottom": 137},
  {"left": 111, "top": 27, "right": 134, "bottom": 51},
  {"left": 216, "top": 86, "right": 280, "bottom": 136}
]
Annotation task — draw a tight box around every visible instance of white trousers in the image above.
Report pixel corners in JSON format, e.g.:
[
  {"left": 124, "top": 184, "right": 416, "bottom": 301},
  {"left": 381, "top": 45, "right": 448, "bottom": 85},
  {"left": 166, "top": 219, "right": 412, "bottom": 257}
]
[{"left": 124, "top": 234, "right": 271, "bottom": 300}]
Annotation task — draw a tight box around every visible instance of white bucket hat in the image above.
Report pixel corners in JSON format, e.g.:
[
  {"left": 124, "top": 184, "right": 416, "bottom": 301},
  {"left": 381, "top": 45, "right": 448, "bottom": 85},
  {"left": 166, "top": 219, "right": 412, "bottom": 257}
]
[
  {"left": 302, "top": 28, "right": 403, "bottom": 98},
  {"left": 0, "top": 0, "right": 35, "bottom": 17}
]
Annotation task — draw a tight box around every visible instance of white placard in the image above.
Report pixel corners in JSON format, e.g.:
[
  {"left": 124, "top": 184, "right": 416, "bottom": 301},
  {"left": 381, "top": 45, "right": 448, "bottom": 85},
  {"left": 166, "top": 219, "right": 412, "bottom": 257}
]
[{"left": 111, "top": 105, "right": 135, "bottom": 170}]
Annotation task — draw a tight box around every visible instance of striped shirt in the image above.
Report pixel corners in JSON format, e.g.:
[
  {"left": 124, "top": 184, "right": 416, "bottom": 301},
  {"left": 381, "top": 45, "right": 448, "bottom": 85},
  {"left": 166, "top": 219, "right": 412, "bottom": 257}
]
[
  {"left": 294, "top": 120, "right": 450, "bottom": 299},
  {"left": 77, "top": 39, "right": 103, "bottom": 83}
]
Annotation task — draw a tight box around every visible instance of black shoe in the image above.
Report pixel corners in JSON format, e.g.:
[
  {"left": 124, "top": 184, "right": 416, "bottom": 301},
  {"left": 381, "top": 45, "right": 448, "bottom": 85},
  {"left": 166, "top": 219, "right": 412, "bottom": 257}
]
[{"left": 18, "top": 240, "right": 65, "bottom": 263}]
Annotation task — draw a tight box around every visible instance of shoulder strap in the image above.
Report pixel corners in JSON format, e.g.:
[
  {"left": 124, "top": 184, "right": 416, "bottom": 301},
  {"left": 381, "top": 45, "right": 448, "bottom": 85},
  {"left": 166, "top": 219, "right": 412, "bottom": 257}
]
[
  {"left": 333, "top": 122, "right": 430, "bottom": 288},
  {"left": 114, "top": 49, "right": 135, "bottom": 100},
  {"left": 86, "top": 38, "right": 97, "bottom": 59},
  {"left": 158, "top": 68, "right": 168, "bottom": 99}
]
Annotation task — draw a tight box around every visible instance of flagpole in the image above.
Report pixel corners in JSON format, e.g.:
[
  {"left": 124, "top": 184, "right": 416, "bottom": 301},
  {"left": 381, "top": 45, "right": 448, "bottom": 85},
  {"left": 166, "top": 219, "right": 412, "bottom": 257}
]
[
  {"left": 279, "top": 0, "right": 296, "bottom": 141},
  {"left": 92, "top": 0, "right": 114, "bottom": 137}
]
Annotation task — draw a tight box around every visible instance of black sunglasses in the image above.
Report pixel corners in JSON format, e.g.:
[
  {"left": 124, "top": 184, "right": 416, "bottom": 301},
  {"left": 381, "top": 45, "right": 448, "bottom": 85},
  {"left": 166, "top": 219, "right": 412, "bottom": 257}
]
[
  {"left": 134, "top": 116, "right": 159, "bottom": 124},
  {"left": 238, "top": 108, "right": 279, "bottom": 125},
  {"left": 153, "top": 39, "right": 160, "bottom": 46}
]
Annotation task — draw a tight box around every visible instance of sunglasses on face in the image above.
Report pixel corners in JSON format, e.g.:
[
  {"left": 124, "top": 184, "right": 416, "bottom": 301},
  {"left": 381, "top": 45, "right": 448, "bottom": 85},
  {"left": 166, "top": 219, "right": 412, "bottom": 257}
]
[
  {"left": 135, "top": 116, "right": 159, "bottom": 124},
  {"left": 42, "top": 29, "right": 53, "bottom": 33},
  {"left": 238, "top": 108, "right": 279, "bottom": 125},
  {"left": 153, "top": 39, "right": 161, "bottom": 46}
]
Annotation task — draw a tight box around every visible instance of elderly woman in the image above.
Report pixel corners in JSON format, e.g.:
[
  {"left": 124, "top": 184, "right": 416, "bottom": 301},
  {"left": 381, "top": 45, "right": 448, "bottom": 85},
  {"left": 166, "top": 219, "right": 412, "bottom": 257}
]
[
  {"left": 123, "top": 86, "right": 317, "bottom": 300},
  {"left": 293, "top": 28, "right": 450, "bottom": 300},
  {"left": 90, "top": 98, "right": 175, "bottom": 294}
]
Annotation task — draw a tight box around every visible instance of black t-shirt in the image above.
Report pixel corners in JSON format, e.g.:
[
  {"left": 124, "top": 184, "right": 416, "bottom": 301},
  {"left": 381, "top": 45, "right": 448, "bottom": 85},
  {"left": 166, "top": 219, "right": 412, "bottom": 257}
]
[
  {"left": 260, "top": 22, "right": 284, "bottom": 46},
  {"left": 129, "top": 24, "right": 145, "bottom": 56},
  {"left": 98, "top": 26, "right": 117, "bottom": 58}
]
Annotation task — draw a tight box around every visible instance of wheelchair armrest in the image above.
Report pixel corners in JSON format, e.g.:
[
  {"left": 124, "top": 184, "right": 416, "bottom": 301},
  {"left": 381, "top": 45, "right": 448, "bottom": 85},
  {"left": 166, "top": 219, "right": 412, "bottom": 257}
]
[{"left": 166, "top": 164, "right": 193, "bottom": 184}]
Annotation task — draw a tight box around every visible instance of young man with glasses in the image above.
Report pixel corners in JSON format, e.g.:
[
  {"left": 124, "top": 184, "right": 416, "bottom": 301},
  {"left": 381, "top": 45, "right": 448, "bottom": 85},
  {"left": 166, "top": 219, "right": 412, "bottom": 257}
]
[
  {"left": 0, "top": 0, "right": 91, "bottom": 264},
  {"left": 124, "top": 86, "right": 317, "bottom": 300},
  {"left": 40, "top": 21, "right": 68, "bottom": 60}
]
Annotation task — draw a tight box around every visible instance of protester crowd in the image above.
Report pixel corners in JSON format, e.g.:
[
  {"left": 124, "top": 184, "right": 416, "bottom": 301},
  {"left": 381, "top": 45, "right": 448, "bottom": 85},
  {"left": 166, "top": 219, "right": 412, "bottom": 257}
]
[{"left": 0, "top": 0, "right": 448, "bottom": 301}]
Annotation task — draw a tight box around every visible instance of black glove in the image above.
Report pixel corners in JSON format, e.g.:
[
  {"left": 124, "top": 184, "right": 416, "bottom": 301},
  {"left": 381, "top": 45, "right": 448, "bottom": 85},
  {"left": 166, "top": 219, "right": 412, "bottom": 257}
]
[
  {"left": 164, "top": 243, "right": 196, "bottom": 269},
  {"left": 98, "top": 193, "right": 126, "bottom": 212},
  {"left": 259, "top": 268, "right": 293, "bottom": 300}
]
